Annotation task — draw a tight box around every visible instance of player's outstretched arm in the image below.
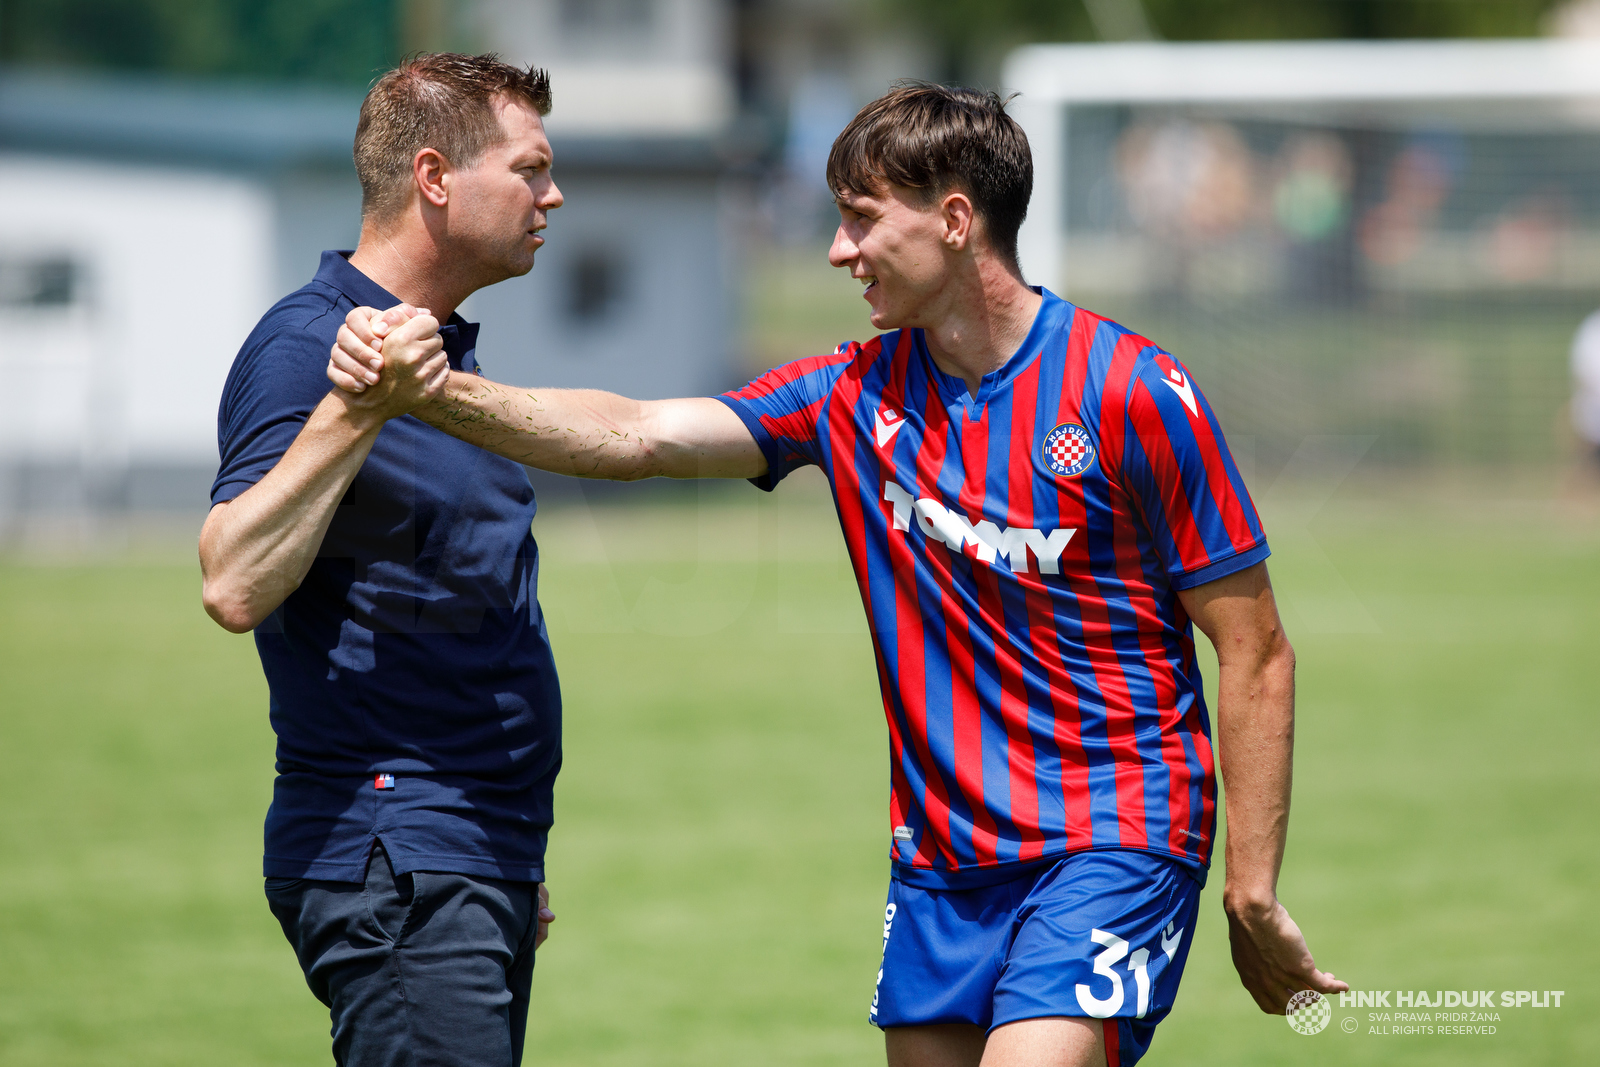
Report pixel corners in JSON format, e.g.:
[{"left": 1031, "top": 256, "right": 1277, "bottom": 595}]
[
  {"left": 1177, "top": 562, "right": 1348, "bottom": 1015},
  {"left": 329, "top": 305, "right": 766, "bottom": 481}
]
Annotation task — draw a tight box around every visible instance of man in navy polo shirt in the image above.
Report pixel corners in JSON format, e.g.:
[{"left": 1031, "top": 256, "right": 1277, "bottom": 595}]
[{"left": 199, "top": 54, "right": 565, "bottom": 1067}]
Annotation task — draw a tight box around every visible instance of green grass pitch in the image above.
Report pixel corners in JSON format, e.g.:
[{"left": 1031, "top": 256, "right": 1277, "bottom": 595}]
[{"left": 0, "top": 475, "right": 1595, "bottom": 1065}]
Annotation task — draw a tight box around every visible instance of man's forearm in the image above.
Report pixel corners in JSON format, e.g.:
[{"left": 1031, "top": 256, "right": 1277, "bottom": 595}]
[
  {"left": 200, "top": 392, "right": 384, "bottom": 633},
  {"left": 417, "top": 372, "right": 654, "bottom": 478},
  {"left": 1215, "top": 644, "right": 1296, "bottom": 914}
]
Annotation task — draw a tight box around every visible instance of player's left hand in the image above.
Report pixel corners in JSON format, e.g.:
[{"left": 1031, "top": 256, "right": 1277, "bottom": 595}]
[
  {"left": 1225, "top": 896, "right": 1347, "bottom": 1013},
  {"left": 535, "top": 882, "right": 555, "bottom": 949}
]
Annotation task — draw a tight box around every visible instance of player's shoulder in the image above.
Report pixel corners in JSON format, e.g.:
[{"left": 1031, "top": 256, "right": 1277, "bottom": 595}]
[
  {"left": 1061, "top": 303, "right": 1179, "bottom": 389},
  {"left": 753, "top": 331, "right": 896, "bottom": 389},
  {"left": 835, "top": 329, "right": 906, "bottom": 374}
]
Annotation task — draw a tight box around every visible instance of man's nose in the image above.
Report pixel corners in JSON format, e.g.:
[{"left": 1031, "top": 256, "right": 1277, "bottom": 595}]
[{"left": 543, "top": 180, "right": 564, "bottom": 210}]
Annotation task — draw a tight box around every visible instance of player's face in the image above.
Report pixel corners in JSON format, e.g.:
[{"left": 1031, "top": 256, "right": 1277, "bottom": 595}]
[
  {"left": 450, "top": 96, "right": 563, "bottom": 283},
  {"left": 829, "top": 185, "right": 952, "bottom": 330}
]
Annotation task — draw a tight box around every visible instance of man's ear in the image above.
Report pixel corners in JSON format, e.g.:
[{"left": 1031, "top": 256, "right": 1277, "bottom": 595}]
[
  {"left": 940, "top": 190, "right": 975, "bottom": 252},
  {"left": 414, "top": 148, "right": 451, "bottom": 209}
]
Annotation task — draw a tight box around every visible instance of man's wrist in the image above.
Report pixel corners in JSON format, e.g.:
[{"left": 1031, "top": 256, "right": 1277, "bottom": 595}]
[{"left": 324, "top": 388, "right": 390, "bottom": 436}]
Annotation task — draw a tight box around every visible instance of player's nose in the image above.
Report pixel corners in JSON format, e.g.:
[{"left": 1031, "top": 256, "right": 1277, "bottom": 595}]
[{"left": 828, "top": 226, "right": 856, "bottom": 268}]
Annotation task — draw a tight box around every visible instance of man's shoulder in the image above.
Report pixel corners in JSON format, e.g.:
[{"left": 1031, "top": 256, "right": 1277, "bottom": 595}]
[
  {"left": 219, "top": 280, "right": 349, "bottom": 428},
  {"left": 234, "top": 281, "right": 355, "bottom": 377},
  {"left": 248, "top": 279, "right": 351, "bottom": 347}
]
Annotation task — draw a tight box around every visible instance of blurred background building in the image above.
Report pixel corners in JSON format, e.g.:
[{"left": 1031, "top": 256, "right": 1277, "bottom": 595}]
[{"left": 1, "top": 0, "right": 1598, "bottom": 543}]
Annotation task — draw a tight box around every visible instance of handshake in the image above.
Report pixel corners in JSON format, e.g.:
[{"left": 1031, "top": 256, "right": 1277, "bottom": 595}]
[{"left": 324, "top": 303, "right": 448, "bottom": 420}]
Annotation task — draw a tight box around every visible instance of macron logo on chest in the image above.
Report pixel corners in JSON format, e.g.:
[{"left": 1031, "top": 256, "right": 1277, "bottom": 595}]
[
  {"left": 882, "top": 482, "right": 1075, "bottom": 574},
  {"left": 875, "top": 407, "right": 905, "bottom": 448}
]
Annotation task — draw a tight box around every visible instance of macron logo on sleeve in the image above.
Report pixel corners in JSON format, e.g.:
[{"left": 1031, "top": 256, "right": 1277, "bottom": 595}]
[
  {"left": 1161, "top": 367, "right": 1200, "bottom": 419},
  {"left": 875, "top": 408, "right": 905, "bottom": 448}
]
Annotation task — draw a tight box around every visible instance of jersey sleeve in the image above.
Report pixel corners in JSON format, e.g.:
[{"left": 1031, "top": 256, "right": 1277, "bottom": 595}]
[
  {"left": 210, "top": 327, "right": 337, "bottom": 504},
  {"left": 717, "top": 348, "right": 857, "bottom": 491},
  {"left": 1118, "top": 351, "right": 1270, "bottom": 589}
]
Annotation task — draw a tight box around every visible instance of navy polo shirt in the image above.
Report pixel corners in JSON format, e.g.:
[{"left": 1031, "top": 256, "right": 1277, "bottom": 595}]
[{"left": 212, "top": 250, "right": 561, "bottom": 883}]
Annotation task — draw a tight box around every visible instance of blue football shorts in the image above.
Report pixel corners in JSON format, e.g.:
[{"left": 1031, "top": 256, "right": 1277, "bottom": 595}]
[{"left": 869, "top": 849, "right": 1202, "bottom": 1066}]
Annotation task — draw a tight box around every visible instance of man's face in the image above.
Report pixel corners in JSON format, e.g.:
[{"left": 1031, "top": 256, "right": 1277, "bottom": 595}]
[
  {"left": 828, "top": 184, "right": 951, "bottom": 331},
  {"left": 448, "top": 96, "right": 563, "bottom": 283}
]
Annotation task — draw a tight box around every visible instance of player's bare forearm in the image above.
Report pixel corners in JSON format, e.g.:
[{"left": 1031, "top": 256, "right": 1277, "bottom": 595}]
[
  {"left": 418, "top": 373, "right": 647, "bottom": 477},
  {"left": 1215, "top": 641, "right": 1295, "bottom": 911},
  {"left": 416, "top": 373, "right": 758, "bottom": 480},
  {"left": 1179, "top": 562, "right": 1346, "bottom": 1012},
  {"left": 331, "top": 305, "right": 765, "bottom": 480}
]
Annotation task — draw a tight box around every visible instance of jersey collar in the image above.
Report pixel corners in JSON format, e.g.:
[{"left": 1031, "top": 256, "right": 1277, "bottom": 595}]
[
  {"left": 917, "top": 287, "right": 1075, "bottom": 418},
  {"left": 315, "top": 250, "right": 482, "bottom": 374}
]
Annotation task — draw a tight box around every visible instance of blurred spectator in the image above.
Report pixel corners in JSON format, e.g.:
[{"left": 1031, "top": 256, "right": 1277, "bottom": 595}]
[
  {"left": 1114, "top": 119, "right": 1255, "bottom": 292},
  {"left": 1485, "top": 191, "right": 1570, "bottom": 284},
  {"left": 1271, "top": 132, "right": 1356, "bottom": 302},
  {"left": 1272, "top": 134, "right": 1350, "bottom": 244},
  {"left": 1570, "top": 309, "right": 1600, "bottom": 469},
  {"left": 1358, "top": 134, "right": 1462, "bottom": 267},
  {"left": 1116, "top": 119, "right": 1255, "bottom": 239}
]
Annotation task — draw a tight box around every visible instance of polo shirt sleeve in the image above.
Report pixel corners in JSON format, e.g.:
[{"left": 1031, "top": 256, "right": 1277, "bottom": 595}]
[
  {"left": 1118, "top": 351, "right": 1270, "bottom": 590},
  {"left": 211, "top": 327, "right": 340, "bottom": 505}
]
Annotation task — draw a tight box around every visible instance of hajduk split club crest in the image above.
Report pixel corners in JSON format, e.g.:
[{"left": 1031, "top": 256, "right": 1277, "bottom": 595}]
[{"left": 1042, "top": 423, "right": 1095, "bottom": 478}]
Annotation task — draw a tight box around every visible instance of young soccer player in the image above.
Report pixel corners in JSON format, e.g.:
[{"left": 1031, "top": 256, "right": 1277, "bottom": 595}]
[{"left": 329, "top": 83, "right": 1345, "bottom": 1067}]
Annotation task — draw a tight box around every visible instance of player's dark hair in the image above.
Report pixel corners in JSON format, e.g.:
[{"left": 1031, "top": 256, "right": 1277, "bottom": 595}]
[
  {"left": 826, "top": 82, "right": 1032, "bottom": 270},
  {"left": 354, "top": 52, "right": 552, "bottom": 221}
]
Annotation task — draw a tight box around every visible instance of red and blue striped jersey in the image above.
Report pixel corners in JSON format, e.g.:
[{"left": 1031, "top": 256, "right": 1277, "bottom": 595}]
[{"left": 717, "top": 290, "right": 1269, "bottom": 887}]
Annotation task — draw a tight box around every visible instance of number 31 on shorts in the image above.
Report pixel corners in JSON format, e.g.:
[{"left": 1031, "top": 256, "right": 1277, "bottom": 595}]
[{"left": 1075, "top": 924, "right": 1184, "bottom": 1019}]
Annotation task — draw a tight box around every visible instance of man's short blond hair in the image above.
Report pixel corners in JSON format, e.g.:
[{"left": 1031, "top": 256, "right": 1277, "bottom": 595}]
[{"left": 354, "top": 52, "right": 552, "bottom": 221}]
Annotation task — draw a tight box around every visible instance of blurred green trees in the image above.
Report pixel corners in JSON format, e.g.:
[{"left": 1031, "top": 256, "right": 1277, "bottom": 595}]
[
  {"left": 897, "top": 0, "right": 1569, "bottom": 81},
  {"left": 0, "top": 0, "right": 399, "bottom": 85},
  {"left": 0, "top": 0, "right": 1576, "bottom": 88}
]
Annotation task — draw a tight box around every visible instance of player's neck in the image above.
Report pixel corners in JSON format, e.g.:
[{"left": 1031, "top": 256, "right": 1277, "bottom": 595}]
[
  {"left": 349, "top": 214, "right": 472, "bottom": 324},
  {"left": 920, "top": 260, "right": 1042, "bottom": 397}
]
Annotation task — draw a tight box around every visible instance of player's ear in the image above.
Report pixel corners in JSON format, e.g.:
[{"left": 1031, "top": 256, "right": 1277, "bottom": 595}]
[
  {"left": 941, "top": 190, "right": 974, "bottom": 252},
  {"left": 414, "top": 148, "right": 451, "bottom": 208}
]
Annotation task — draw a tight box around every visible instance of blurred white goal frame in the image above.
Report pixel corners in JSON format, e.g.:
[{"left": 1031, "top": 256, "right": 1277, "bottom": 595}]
[{"left": 1002, "top": 39, "right": 1600, "bottom": 292}]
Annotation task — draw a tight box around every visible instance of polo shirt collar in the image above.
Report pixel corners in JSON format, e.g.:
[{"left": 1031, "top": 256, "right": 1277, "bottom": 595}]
[{"left": 315, "top": 250, "right": 481, "bottom": 375}]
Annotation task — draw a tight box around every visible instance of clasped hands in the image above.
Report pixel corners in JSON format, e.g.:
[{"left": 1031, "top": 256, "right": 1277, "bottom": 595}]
[{"left": 326, "top": 304, "right": 444, "bottom": 418}]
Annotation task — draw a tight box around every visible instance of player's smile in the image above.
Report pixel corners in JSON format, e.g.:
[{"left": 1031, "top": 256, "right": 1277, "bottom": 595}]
[{"left": 830, "top": 183, "right": 949, "bottom": 331}]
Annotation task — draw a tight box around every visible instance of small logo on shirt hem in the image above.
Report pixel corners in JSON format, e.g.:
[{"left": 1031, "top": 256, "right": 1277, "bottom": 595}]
[
  {"left": 375, "top": 773, "right": 395, "bottom": 790},
  {"left": 1043, "top": 423, "right": 1095, "bottom": 478}
]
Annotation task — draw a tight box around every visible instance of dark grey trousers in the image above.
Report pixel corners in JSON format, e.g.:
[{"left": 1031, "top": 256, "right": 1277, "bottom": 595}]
[{"left": 265, "top": 841, "right": 539, "bottom": 1067}]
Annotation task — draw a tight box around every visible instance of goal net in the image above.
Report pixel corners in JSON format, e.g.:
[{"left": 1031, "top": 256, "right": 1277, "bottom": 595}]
[{"left": 1005, "top": 40, "right": 1600, "bottom": 478}]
